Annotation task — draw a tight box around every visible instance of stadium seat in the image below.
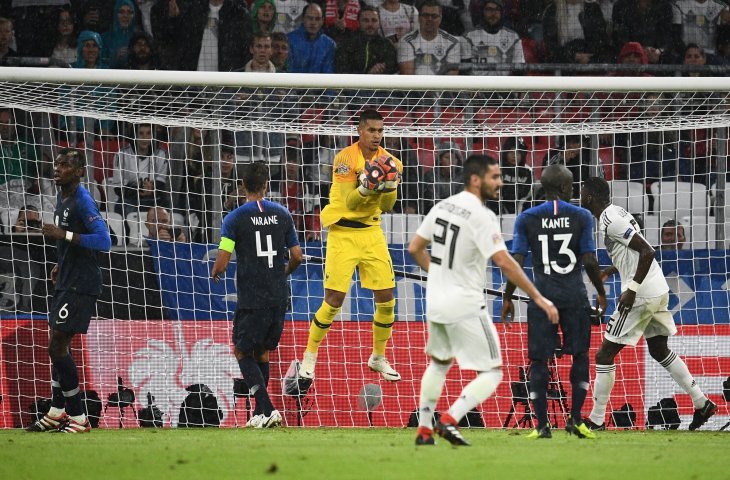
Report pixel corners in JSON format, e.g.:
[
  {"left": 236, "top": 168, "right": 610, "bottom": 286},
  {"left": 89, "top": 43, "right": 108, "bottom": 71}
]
[
  {"left": 641, "top": 214, "right": 660, "bottom": 247},
  {"left": 127, "top": 211, "right": 187, "bottom": 246},
  {"left": 1, "top": 208, "right": 19, "bottom": 234},
  {"left": 650, "top": 181, "right": 708, "bottom": 220},
  {"left": 500, "top": 214, "right": 517, "bottom": 241},
  {"left": 608, "top": 180, "right": 648, "bottom": 215},
  {"left": 381, "top": 213, "right": 422, "bottom": 244}
]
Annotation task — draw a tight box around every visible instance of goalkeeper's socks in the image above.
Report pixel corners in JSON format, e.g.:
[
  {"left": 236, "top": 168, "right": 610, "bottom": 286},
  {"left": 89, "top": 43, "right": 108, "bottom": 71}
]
[
  {"left": 306, "top": 302, "right": 339, "bottom": 353},
  {"left": 238, "top": 357, "right": 274, "bottom": 415},
  {"left": 54, "top": 353, "right": 83, "bottom": 416},
  {"left": 258, "top": 361, "right": 270, "bottom": 385},
  {"left": 570, "top": 352, "right": 590, "bottom": 421},
  {"left": 418, "top": 361, "right": 450, "bottom": 429},
  {"left": 529, "top": 360, "right": 549, "bottom": 428},
  {"left": 51, "top": 366, "right": 65, "bottom": 409},
  {"left": 372, "top": 299, "right": 396, "bottom": 356},
  {"left": 660, "top": 352, "right": 707, "bottom": 409},
  {"left": 448, "top": 368, "right": 502, "bottom": 422},
  {"left": 588, "top": 364, "right": 616, "bottom": 426}
]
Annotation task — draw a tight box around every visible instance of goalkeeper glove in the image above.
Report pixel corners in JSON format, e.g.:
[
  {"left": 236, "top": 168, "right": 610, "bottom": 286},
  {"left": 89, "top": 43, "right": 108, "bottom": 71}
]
[
  {"left": 375, "top": 156, "right": 400, "bottom": 192},
  {"left": 358, "top": 163, "right": 385, "bottom": 196}
]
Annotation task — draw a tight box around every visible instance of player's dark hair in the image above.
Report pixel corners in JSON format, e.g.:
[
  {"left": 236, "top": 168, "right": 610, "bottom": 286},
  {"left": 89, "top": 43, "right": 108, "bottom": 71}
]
[
  {"left": 359, "top": 109, "right": 383, "bottom": 125},
  {"left": 418, "top": 0, "right": 442, "bottom": 14},
  {"left": 243, "top": 162, "right": 270, "bottom": 194},
  {"left": 582, "top": 176, "right": 610, "bottom": 202},
  {"left": 253, "top": 30, "right": 272, "bottom": 42},
  {"left": 58, "top": 147, "right": 86, "bottom": 168},
  {"left": 359, "top": 5, "right": 378, "bottom": 18},
  {"left": 541, "top": 164, "right": 573, "bottom": 198},
  {"left": 462, "top": 154, "right": 498, "bottom": 186},
  {"left": 662, "top": 219, "right": 683, "bottom": 229}
]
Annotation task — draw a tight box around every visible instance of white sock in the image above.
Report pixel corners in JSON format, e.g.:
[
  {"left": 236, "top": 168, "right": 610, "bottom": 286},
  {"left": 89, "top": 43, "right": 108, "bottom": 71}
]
[
  {"left": 660, "top": 352, "right": 707, "bottom": 409},
  {"left": 448, "top": 368, "right": 503, "bottom": 422},
  {"left": 47, "top": 406, "right": 65, "bottom": 417},
  {"left": 70, "top": 413, "right": 87, "bottom": 423},
  {"left": 417, "top": 361, "right": 451, "bottom": 429},
  {"left": 589, "top": 364, "right": 616, "bottom": 425}
]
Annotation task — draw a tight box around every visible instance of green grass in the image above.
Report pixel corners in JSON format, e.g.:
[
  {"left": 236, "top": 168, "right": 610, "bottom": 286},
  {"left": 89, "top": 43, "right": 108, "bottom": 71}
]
[{"left": 1, "top": 428, "right": 727, "bottom": 480}]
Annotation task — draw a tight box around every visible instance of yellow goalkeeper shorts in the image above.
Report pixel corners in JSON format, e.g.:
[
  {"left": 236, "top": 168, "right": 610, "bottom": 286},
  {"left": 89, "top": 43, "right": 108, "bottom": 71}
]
[{"left": 324, "top": 225, "right": 395, "bottom": 293}]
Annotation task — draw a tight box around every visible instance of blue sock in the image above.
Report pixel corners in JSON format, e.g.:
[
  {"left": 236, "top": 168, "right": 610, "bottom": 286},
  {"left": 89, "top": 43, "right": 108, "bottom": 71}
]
[
  {"left": 529, "top": 360, "right": 549, "bottom": 428},
  {"left": 570, "top": 352, "right": 590, "bottom": 422},
  {"left": 51, "top": 367, "right": 65, "bottom": 409},
  {"left": 238, "top": 357, "right": 273, "bottom": 416},
  {"left": 53, "top": 354, "right": 82, "bottom": 416}
]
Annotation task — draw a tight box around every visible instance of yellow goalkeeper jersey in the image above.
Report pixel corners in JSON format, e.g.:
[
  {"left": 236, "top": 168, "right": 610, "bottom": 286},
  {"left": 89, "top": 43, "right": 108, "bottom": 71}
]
[{"left": 319, "top": 143, "right": 402, "bottom": 228}]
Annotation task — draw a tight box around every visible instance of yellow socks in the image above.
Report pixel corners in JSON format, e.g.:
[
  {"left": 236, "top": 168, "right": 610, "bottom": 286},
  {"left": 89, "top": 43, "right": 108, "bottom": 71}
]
[
  {"left": 306, "top": 302, "right": 340, "bottom": 353},
  {"left": 372, "top": 298, "right": 396, "bottom": 356}
]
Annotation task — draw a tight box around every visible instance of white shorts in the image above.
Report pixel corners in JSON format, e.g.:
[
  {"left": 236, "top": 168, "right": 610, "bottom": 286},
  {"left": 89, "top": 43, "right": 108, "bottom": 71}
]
[
  {"left": 425, "top": 310, "right": 502, "bottom": 371},
  {"left": 604, "top": 293, "right": 677, "bottom": 346}
]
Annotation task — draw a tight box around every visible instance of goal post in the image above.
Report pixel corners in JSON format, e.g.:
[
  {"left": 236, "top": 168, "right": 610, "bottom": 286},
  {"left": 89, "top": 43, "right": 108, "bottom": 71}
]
[{"left": 0, "top": 68, "right": 728, "bottom": 430}]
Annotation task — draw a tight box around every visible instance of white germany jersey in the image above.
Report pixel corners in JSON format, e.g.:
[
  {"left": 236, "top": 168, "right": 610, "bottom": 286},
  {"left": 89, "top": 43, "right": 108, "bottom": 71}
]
[
  {"left": 416, "top": 191, "right": 507, "bottom": 324},
  {"left": 673, "top": 0, "right": 727, "bottom": 53},
  {"left": 462, "top": 27, "right": 524, "bottom": 75},
  {"left": 273, "top": 0, "right": 307, "bottom": 34},
  {"left": 378, "top": 4, "right": 418, "bottom": 41},
  {"left": 599, "top": 204, "right": 668, "bottom": 298},
  {"left": 398, "top": 29, "right": 461, "bottom": 75}
]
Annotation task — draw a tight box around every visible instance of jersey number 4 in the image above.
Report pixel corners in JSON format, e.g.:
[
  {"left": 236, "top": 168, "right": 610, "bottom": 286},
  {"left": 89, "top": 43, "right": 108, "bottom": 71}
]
[
  {"left": 255, "top": 231, "right": 277, "bottom": 268},
  {"left": 433, "top": 218, "right": 460, "bottom": 269},
  {"left": 537, "top": 233, "right": 576, "bottom": 275}
]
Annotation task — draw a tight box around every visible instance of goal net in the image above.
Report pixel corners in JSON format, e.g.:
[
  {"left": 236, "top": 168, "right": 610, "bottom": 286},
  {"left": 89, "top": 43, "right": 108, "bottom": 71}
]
[{"left": 0, "top": 69, "right": 728, "bottom": 430}]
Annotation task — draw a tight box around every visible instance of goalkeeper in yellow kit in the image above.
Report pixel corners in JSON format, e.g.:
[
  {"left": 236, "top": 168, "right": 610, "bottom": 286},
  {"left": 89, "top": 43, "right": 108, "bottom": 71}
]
[{"left": 298, "top": 109, "right": 403, "bottom": 387}]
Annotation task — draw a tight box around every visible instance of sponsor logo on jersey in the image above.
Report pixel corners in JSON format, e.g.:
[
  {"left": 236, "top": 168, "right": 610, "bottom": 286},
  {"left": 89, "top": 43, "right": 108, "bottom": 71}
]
[
  {"left": 88, "top": 215, "right": 102, "bottom": 224},
  {"left": 623, "top": 227, "right": 633, "bottom": 239}
]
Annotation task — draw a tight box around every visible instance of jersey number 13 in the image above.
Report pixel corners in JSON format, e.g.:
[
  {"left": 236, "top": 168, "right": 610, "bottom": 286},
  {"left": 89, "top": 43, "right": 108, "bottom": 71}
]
[{"left": 538, "top": 233, "right": 576, "bottom": 274}]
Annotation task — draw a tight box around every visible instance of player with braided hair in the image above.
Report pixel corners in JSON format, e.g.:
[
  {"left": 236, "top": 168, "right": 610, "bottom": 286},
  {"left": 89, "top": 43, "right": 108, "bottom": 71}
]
[{"left": 298, "top": 109, "right": 403, "bottom": 389}]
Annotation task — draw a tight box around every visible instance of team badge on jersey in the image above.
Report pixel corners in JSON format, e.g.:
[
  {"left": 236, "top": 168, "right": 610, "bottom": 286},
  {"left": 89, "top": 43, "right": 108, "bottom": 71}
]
[
  {"left": 335, "top": 163, "right": 350, "bottom": 175},
  {"left": 623, "top": 227, "right": 633, "bottom": 239},
  {"left": 492, "top": 232, "right": 502, "bottom": 244}
]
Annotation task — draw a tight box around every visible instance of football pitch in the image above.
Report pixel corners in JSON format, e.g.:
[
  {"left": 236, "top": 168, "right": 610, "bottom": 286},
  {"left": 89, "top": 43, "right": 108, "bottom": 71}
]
[{"left": 1, "top": 428, "right": 727, "bottom": 480}]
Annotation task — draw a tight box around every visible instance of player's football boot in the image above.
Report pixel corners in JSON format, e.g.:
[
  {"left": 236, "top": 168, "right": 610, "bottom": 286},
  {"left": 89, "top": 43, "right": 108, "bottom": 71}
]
[
  {"left": 526, "top": 424, "right": 552, "bottom": 439},
  {"left": 246, "top": 414, "right": 264, "bottom": 428},
  {"left": 298, "top": 351, "right": 317, "bottom": 381},
  {"left": 415, "top": 427, "right": 435, "bottom": 446},
  {"left": 434, "top": 414, "right": 470, "bottom": 446},
  {"left": 256, "top": 410, "right": 282, "bottom": 429},
  {"left": 59, "top": 417, "right": 91, "bottom": 433},
  {"left": 367, "top": 354, "right": 401, "bottom": 382},
  {"left": 565, "top": 418, "right": 596, "bottom": 439},
  {"left": 25, "top": 412, "right": 69, "bottom": 432},
  {"left": 689, "top": 399, "right": 717, "bottom": 431},
  {"left": 583, "top": 418, "right": 606, "bottom": 431}
]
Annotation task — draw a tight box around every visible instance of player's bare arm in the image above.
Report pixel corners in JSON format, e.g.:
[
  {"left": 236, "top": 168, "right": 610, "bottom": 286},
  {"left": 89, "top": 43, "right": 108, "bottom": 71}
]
[
  {"left": 500, "top": 253, "right": 525, "bottom": 328},
  {"left": 619, "top": 233, "right": 655, "bottom": 314},
  {"left": 42, "top": 223, "right": 77, "bottom": 245},
  {"left": 492, "top": 250, "right": 559, "bottom": 324},
  {"left": 600, "top": 265, "right": 618, "bottom": 281},
  {"left": 581, "top": 252, "right": 607, "bottom": 322},
  {"left": 211, "top": 250, "right": 232, "bottom": 283},
  {"left": 407, "top": 233, "right": 431, "bottom": 272},
  {"left": 285, "top": 245, "right": 304, "bottom": 275}
]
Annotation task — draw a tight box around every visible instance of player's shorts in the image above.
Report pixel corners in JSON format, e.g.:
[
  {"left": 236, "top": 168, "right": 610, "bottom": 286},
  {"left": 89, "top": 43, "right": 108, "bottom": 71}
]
[
  {"left": 527, "top": 299, "right": 591, "bottom": 361},
  {"left": 48, "top": 290, "right": 98, "bottom": 334},
  {"left": 323, "top": 225, "right": 395, "bottom": 293},
  {"left": 604, "top": 293, "right": 676, "bottom": 346},
  {"left": 233, "top": 305, "right": 286, "bottom": 354},
  {"left": 426, "top": 310, "right": 502, "bottom": 371}
]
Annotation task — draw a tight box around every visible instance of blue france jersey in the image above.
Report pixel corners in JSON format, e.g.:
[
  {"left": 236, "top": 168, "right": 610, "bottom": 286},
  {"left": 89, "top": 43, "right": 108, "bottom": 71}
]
[
  {"left": 220, "top": 199, "right": 299, "bottom": 309},
  {"left": 511, "top": 199, "right": 596, "bottom": 304},
  {"left": 54, "top": 185, "right": 109, "bottom": 295}
]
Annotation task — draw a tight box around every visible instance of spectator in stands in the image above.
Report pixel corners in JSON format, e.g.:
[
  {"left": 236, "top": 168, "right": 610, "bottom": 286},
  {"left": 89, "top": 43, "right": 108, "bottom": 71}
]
[
  {"left": 145, "top": 206, "right": 186, "bottom": 242},
  {"left": 608, "top": 41, "right": 653, "bottom": 76},
  {"left": 0, "top": 17, "right": 17, "bottom": 63},
  {"left": 50, "top": 6, "right": 78, "bottom": 66},
  {"left": 490, "top": 136, "right": 533, "bottom": 214},
  {"left": 243, "top": 31, "right": 276, "bottom": 72},
  {"left": 220, "top": 145, "right": 242, "bottom": 214},
  {"left": 181, "top": 127, "right": 213, "bottom": 242},
  {"left": 462, "top": 0, "right": 525, "bottom": 76},
  {"left": 287, "top": 2, "right": 335, "bottom": 73},
  {"left": 542, "top": 0, "right": 610, "bottom": 64},
  {"left": 398, "top": 0, "right": 460, "bottom": 75},
  {"left": 8, "top": 1, "right": 59, "bottom": 57},
  {"left": 660, "top": 219, "right": 686, "bottom": 250},
  {"left": 101, "top": 0, "right": 137, "bottom": 68},
  {"left": 683, "top": 43, "right": 708, "bottom": 76},
  {"left": 109, "top": 123, "right": 171, "bottom": 216},
  {"left": 383, "top": 136, "right": 421, "bottom": 214},
  {"left": 323, "top": 0, "right": 361, "bottom": 44},
  {"left": 421, "top": 141, "right": 463, "bottom": 214},
  {"left": 151, "top": 0, "right": 252, "bottom": 71},
  {"left": 252, "top": 0, "right": 277, "bottom": 34},
  {"left": 273, "top": 0, "right": 308, "bottom": 34},
  {"left": 271, "top": 32, "right": 289, "bottom": 71},
  {"left": 77, "top": 0, "right": 115, "bottom": 33},
  {"left": 673, "top": 0, "right": 730, "bottom": 56},
  {"left": 73, "top": 30, "right": 107, "bottom": 68},
  {"left": 0, "top": 108, "right": 40, "bottom": 209},
  {"left": 378, "top": 0, "right": 418, "bottom": 45},
  {"left": 612, "top": 0, "right": 680, "bottom": 64},
  {"left": 271, "top": 146, "right": 320, "bottom": 241},
  {"left": 13, "top": 205, "right": 42, "bottom": 233},
  {"left": 127, "top": 32, "right": 158, "bottom": 70},
  {"left": 541, "top": 135, "right": 591, "bottom": 199},
  {"left": 335, "top": 6, "right": 398, "bottom": 74},
  {"left": 302, "top": 134, "right": 338, "bottom": 206}
]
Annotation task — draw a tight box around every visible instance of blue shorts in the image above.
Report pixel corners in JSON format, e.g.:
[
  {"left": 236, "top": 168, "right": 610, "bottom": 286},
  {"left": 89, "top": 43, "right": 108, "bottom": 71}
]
[
  {"left": 528, "top": 299, "right": 591, "bottom": 361},
  {"left": 232, "top": 306, "right": 286, "bottom": 354},
  {"left": 49, "top": 290, "right": 98, "bottom": 334}
]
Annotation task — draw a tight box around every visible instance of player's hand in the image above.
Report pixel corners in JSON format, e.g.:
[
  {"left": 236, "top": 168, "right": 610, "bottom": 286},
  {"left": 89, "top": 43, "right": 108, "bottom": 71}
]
[
  {"left": 357, "top": 163, "right": 385, "bottom": 196},
  {"left": 42, "top": 224, "right": 65, "bottom": 241},
  {"left": 536, "top": 296, "right": 559, "bottom": 324},
  {"left": 157, "top": 227, "right": 172, "bottom": 241},
  {"left": 50, "top": 264, "right": 59, "bottom": 285},
  {"left": 591, "top": 293, "right": 607, "bottom": 325},
  {"left": 374, "top": 155, "right": 400, "bottom": 192},
  {"left": 501, "top": 298, "right": 515, "bottom": 329},
  {"left": 617, "top": 289, "right": 636, "bottom": 316},
  {"left": 168, "top": 0, "right": 180, "bottom": 17}
]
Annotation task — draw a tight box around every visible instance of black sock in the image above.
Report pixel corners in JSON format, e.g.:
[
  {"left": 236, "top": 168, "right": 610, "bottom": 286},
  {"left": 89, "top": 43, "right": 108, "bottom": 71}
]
[
  {"left": 53, "top": 354, "right": 82, "bottom": 416},
  {"left": 570, "top": 352, "right": 590, "bottom": 422},
  {"left": 238, "top": 357, "right": 274, "bottom": 416},
  {"left": 258, "top": 362, "right": 270, "bottom": 385},
  {"left": 530, "top": 360, "right": 549, "bottom": 428},
  {"left": 51, "top": 366, "right": 65, "bottom": 410}
]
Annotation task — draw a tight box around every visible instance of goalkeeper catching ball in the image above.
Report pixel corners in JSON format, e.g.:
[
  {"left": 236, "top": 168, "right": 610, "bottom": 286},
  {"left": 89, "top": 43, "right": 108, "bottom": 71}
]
[{"left": 298, "top": 109, "right": 403, "bottom": 389}]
